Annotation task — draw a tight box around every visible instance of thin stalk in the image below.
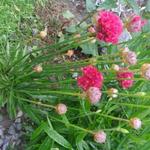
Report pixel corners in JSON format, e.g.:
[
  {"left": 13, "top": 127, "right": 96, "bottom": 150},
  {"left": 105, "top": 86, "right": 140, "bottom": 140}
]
[
  {"left": 69, "top": 111, "right": 129, "bottom": 122},
  {"left": 21, "top": 98, "right": 56, "bottom": 109},
  {"left": 111, "top": 102, "right": 150, "bottom": 109}
]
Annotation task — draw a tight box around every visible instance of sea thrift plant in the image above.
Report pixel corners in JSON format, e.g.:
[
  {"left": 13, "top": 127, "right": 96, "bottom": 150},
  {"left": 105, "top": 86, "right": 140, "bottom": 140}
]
[
  {"left": 141, "top": 63, "right": 150, "bottom": 80},
  {"left": 126, "top": 15, "right": 147, "bottom": 32},
  {"left": 94, "top": 131, "right": 107, "bottom": 144},
  {"left": 117, "top": 68, "right": 134, "bottom": 89},
  {"left": 121, "top": 51, "right": 137, "bottom": 65},
  {"left": 130, "top": 118, "right": 142, "bottom": 130},
  {"left": 86, "top": 87, "right": 102, "bottom": 104},
  {"left": 96, "top": 10, "right": 123, "bottom": 44},
  {"left": 77, "top": 65, "right": 103, "bottom": 91},
  {"left": 56, "top": 103, "right": 67, "bottom": 115}
]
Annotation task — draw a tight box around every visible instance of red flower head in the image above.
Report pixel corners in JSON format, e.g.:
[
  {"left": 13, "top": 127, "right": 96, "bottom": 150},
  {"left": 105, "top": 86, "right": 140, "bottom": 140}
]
[
  {"left": 77, "top": 65, "right": 103, "bottom": 91},
  {"left": 127, "top": 15, "right": 147, "bottom": 32},
  {"left": 96, "top": 10, "right": 123, "bottom": 44},
  {"left": 117, "top": 68, "right": 134, "bottom": 89}
]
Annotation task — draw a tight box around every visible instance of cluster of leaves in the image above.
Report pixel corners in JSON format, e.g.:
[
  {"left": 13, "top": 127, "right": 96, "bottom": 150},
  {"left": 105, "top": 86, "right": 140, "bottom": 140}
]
[{"left": 0, "top": 0, "right": 150, "bottom": 150}]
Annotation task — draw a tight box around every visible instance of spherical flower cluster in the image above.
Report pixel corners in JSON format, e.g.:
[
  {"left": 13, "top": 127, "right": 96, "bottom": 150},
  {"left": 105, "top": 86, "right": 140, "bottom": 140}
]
[
  {"left": 141, "top": 63, "right": 150, "bottom": 80},
  {"left": 94, "top": 130, "right": 106, "bottom": 143},
  {"left": 86, "top": 87, "right": 102, "bottom": 104},
  {"left": 117, "top": 68, "right": 134, "bottom": 89},
  {"left": 130, "top": 117, "right": 142, "bottom": 130},
  {"left": 56, "top": 103, "right": 67, "bottom": 115},
  {"left": 77, "top": 65, "right": 103, "bottom": 91},
  {"left": 96, "top": 10, "right": 123, "bottom": 44},
  {"left": 127, "top": 15, "right": 147, "bottom": 32},
  {"left": 121, "top": 51, "right": 137, "bottom": 65}
]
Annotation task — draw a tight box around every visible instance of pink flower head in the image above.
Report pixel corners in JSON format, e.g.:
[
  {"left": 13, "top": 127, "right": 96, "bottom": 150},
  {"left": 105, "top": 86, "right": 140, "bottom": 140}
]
[
  {"left": 96, "top": 10, "right": 123, "bottom": 44},
  {"left": 130, "top": 117, "right": 142, "bottom": 130},
  {"left": 127, "top": 15, "right": 147, "bottom": 32},
  {"left": 77, "top": 65, "right": 103, "bottom": 91},
  {"left": 94, "top": 130, "right": 106, "bottom": 143},
  {"left": 117, "top": 68, "right": 134, "bottom": 89},
  {"left": 122, "top": 51, "right": 137, "bottom": 65},
  {"left": 56, "top": 103, "right": 67, "bottom": 115},
  {"left": 141, "top": 63, "right": 150, "bottom": 80},
  {"left": 86, "top": 87, "right": 102, "bottom": 104}
]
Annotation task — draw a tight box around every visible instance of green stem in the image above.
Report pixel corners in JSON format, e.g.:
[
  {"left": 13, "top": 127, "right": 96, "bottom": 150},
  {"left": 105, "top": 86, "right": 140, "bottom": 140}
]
[{"left": 21, "top": 98, "right": 56, "bottom": 109}]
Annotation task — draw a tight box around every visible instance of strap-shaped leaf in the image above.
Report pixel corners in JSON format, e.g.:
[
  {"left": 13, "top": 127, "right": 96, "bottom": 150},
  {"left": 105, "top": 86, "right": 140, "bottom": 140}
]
[
  {"left": 44, "top": 125, "right": 72, "bottom": 149},
  {"left": 31, "top": 122, "right": 47, "bottom": 140}
]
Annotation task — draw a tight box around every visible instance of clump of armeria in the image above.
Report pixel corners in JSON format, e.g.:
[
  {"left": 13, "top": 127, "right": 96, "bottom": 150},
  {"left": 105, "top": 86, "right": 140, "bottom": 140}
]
[
  {"left": 141, "top": 63, "right": 150, "bottom": 80},
  {"left": 94, "top": 131, "right": 106, "bottom": 144},
  {"left": 130, "top": 118, "right": 142, "bottom": 130},
  {"left": 56, "top": 103, "right": 67, "bottom": 115}
]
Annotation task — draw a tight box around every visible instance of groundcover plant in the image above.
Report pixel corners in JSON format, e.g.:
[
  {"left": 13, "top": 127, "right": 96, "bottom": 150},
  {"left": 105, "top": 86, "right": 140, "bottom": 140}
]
[{"left": 0, "top": 0, "right": 150, "bottom": 149}]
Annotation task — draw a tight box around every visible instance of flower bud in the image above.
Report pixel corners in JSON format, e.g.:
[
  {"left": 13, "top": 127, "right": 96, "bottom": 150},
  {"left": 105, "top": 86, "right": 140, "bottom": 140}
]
[
  {"left": 116, "top": 127, "right": 129, "bottom": 134},
  {"left": 94, "top": 131, "right": 106, "bottom": 143},
  {"left": 66, "top": 50, "right": 74, "bottom": 57},
  {"left": 112, "top": 64, "right": 120, "bottom": 71},
  {"left": 141, "top": 63, "right": 150, "bottom": 80},
  {"left": 90, "top": 38, "right": 96, "bottom": 43},
  {"left": 130, "top": 117, "right": 142, "bottom": 130},
  {"left": 88, "top": 27, "right": 96, "bottom": 33},
  {"left": 74, "top": 34, "right": 81, "bottom": 38},
  {"left": 121, "top": 51, "right": 137, "bottom": 65},
  {"left": 126, "top": 15, "right": 147, "bottom": 32},
  {"left": 107, "top": 88, "right": 118, "bottom": 98},
  {"left": 86, "top": 87, "right": 102, "bottom": 104},
  {"left": 40, "top": 28, "right": 47, "bottom": 39},
  {"left": 33, "top": 65, "right": 43, "bottom": 73},
  {"left": 56, "top": 103, "right": 67, "bottom": 115}
]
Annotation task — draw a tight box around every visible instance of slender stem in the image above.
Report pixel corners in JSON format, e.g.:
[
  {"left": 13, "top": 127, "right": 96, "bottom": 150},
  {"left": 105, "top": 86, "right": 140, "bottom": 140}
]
[
  {"left": 21, "top": 98, "right": 56, "bottom": 109},
  {"left": 111, "top": 102, "right": 150, "bottom": 109},
  {"left": 99, "top": 114, "right": 129, "bottom": 122},
  {"left": 70, "top": 111, "right": 129, "bottom": 122}
]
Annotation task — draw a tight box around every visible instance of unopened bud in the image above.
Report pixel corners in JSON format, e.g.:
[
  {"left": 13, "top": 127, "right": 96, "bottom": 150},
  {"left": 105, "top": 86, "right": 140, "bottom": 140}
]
[
  {"left": 94, "top": 130, "right": 106, "bottom": 144},
  {"left": 33, "top": 65, "right": 43, "bottom": 73},
  {"left": 56, "top": 103, "right": 67, "bottom": 115},
  {"left": 107, "top": 88, "right": 118, "bottom": 98},
  {"left": 86, "top": 87, "right": 102, "bottom": 104},
  {"left": 40, "top": 28, "right": 47, "bottom": 39},
  {"left": 112, "top": 64, "right": 120, "bottom": 71},
  {"left": 141, "top": 63, "right": 150, "bottom": 80},
  {"left": 130, "top": 117, "right": 142, "bottom": 130}
]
